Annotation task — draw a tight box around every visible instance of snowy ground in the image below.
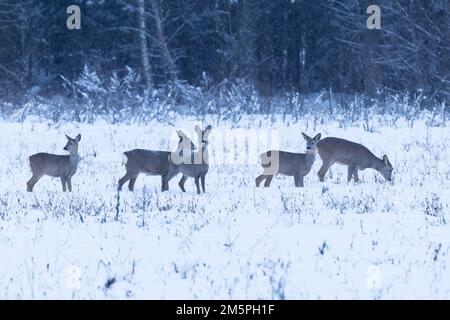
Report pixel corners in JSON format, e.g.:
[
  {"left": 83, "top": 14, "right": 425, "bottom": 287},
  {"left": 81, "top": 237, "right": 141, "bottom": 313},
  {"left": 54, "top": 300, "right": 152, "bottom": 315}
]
[{"left": 0, "top": 114, "right": 449, "bottom": 299}]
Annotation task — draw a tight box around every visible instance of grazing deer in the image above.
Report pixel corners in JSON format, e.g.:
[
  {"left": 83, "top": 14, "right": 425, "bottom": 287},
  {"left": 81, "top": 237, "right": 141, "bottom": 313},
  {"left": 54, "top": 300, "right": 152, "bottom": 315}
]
[
  {"left": 27, "top": 134, "right": 81, "bottom": 192},
  {"left": 118, "top": 131, "right": 195, "bottom": 192},
  {"left": 316, "top": 137, "right": 393, "bottom": 182},
  {"left": 255, "top": 133, "right": 321, "bottom": 187},
  {"left": 171, "top": 125, "right": 212, "bottom": 194}
]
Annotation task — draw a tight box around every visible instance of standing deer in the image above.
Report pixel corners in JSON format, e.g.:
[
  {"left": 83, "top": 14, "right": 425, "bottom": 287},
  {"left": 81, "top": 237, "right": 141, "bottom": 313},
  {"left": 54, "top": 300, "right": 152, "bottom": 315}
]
[
  {"left": 171, "top": 125, "right": 212, "bottom": 194},
  {"left": 118, "top": 131, "right": 195, "bottom": 192},
  {"left": 255, "top": 133, "right": 321, "bottom": 187},
  {"left": 316, "top": 137, "right": 393, "bottom": 182},
  {"left": 27, "top": 134, "right": 81, "bottom": 192}
]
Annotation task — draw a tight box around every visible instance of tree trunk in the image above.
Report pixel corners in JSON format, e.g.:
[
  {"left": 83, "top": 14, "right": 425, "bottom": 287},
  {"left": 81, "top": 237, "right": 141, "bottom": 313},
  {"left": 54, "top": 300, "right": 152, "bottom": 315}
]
[
  {"left": 149, "top": 0, "right": 178, "bottom": 82},
  {"left": 363, "top": 1, "right": 380, "bottom": 102},
  {"left": 137, "top": 0, "right": 154, "bottom": 89}
]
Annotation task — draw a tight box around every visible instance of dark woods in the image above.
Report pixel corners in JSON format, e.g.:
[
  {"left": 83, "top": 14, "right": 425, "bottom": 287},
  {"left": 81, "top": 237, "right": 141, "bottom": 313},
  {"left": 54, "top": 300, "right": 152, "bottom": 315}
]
[{"left": 0, "top": 0, "right": 449, "bottom": 119}]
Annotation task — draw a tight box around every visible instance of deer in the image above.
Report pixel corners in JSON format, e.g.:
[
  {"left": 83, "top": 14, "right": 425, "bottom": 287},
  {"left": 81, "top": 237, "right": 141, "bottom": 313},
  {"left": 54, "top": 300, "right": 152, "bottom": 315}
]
[
  {"left": 169, "top": 125, "right": 212, "bottom": 194},
  {"left": 27, "top": 134, "right": 81, "bottom": 192},
  {"left": 255, "top": 133, "right": 321, "bottom": 188},
  {"left": 118, "top": 131, "right": 195, "bottom": 192},
  {"left": 316, "top": 137, "right": 393, "bottom": 183}
]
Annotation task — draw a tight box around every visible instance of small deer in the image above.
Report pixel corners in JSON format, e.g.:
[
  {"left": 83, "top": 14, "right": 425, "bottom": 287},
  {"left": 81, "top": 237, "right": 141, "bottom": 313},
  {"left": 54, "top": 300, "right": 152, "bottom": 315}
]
[
  {"left": 118, "top": 131, "right": 195, "bottom": 192},
  {"left": 171, "top": 125, "right": 212, "bottom": 194},
  {"left": 255, "top": 133, "right": 321, "bottom": 187},
  {"left": 316, "top": 137, "right": 393, "bottom": 182},
  {"left": 27, "top": 134, "right": 81, "bottom": 192}
]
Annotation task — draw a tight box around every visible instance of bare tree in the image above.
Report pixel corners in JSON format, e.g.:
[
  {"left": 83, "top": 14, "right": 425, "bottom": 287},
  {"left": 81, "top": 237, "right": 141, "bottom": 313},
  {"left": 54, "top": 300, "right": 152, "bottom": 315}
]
[
  {"left": 0, "top": 0, "right": 46, "bottom": 97},
  {"left": 149, "top": 0, "right": 178, "bottom": 82},
  {"left": 137, "top": 0, "right": 154, "bottom": 89}
]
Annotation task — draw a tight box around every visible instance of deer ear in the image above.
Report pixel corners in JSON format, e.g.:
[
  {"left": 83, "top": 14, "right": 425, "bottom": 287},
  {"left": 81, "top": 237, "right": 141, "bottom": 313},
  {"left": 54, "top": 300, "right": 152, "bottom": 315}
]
[
  {"left": 383, "top": 155, "right": 389, "bottom": 164},
  {"left": 195, "top": 125, "right": 201, "bottom": 136},
  {"left": 176, "top": 130, "right": 183, "bottom": 138},
  {"left": 75, "top": 134, "right": 81, "bottom": 142},
  {"left": 65, "top": 134, "right": 71, "bottom": 140},
  {"left": 301, "top": 132, "right": 309, "bottom": 141},
  {"left": 314, "top": 133, "right": 321, "bottom": 142},
  {"left": 204, "top": 125, "right": 212, "bottom": 137}
]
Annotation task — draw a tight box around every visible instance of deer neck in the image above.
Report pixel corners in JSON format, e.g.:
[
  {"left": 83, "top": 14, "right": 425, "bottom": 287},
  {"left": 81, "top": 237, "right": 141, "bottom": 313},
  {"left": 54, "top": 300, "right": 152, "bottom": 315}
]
[
  {"left": 305, "top": 150, "right": 316, "bottom": 167},
  {"left": 193, "top": 143, "right": 209, "bottom": 164},
  {"left": 202, "top": 144, "right": 209, "bottom": 163},
  {"left": 305, "top": 150, "right": 316, "bottom": 160},
  {"left": 369, "top": 154, "right": 390, "bottom": 177},
  {"left": 370, "top": 155, "right": 384, "bottom": 172},
  {"left": 69, "top": 152, "right": 80, "bottom": 165}
]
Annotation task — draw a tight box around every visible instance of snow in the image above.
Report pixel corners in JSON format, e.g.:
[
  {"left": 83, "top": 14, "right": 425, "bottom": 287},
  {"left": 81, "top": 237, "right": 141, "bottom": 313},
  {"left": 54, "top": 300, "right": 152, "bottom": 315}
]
[{"left": 0, "top": 114, "right": 449, "bottom": 299}]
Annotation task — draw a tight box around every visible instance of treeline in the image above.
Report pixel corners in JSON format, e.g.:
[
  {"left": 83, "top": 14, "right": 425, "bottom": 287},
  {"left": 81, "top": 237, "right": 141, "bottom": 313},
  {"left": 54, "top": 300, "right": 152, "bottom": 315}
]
[{"left": 0, "top": 0, "right": 449, "bottom": 107}]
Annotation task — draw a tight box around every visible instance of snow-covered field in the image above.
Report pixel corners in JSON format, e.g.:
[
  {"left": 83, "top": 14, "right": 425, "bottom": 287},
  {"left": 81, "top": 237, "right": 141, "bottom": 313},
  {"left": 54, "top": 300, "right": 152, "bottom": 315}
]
[{"left": 0, "top": 114, "right": 449, "bottom": 299}]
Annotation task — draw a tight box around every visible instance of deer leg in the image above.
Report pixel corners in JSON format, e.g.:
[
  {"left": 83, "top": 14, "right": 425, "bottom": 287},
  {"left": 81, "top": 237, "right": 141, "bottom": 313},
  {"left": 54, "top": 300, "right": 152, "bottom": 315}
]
[
  {"left": 161, "top": 175, "right": 169, "bottom": 192},
  {"left": 60, "top": 177, "right": 67, "bottom": 192},
  {"left": 128, "top": 176, "right": 138, "bottom": 191},
  {"left": 263, "top": 175, "right": 274, "bottom": 187},
  {"left": 178, "top": 175, "right": 187, "bottom": 192},
  {"left": 118, "top": 172, "right": 133, "bottom": 191},
  {"left": 27, "top": 173, "right": 42, "bottom": 192},
  {"left": 294, "top": 175, "right": 304, "bottom": 187},
  {"left": 353, "top": 170, "right": 360, "bottom": 183},
  {"left": 161, "top": 166, "right": 179, "bottom": 192},
  {"left": 255, "top": 174, "right": 266, "bottom": 187},
  {"left": 318, "top": 161, "right": 332, "bottom": 182},
  {"left": 294, "top": 175, "right": 300, "bottom": 187},
  {"left": 67, "top": 177, "right": 73, "bottom": 192},
  {"left": 200, "top": 174, "right": 206, "bottom": 193},
  {"left": 347, "top": 166, "right": 355, "bottom": 182},
  {"left": 194, "top": 175, "right": 201, "bottom": 195}
]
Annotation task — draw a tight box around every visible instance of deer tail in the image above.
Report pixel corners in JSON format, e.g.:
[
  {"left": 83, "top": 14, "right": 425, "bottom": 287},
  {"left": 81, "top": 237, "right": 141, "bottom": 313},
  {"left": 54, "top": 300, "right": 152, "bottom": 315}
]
[
  {"left": 122, "top": 153, "right": 128, "bottom": 166},
  {"left": 260, "top": 151, "right": 272, "bottom": 168}
]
